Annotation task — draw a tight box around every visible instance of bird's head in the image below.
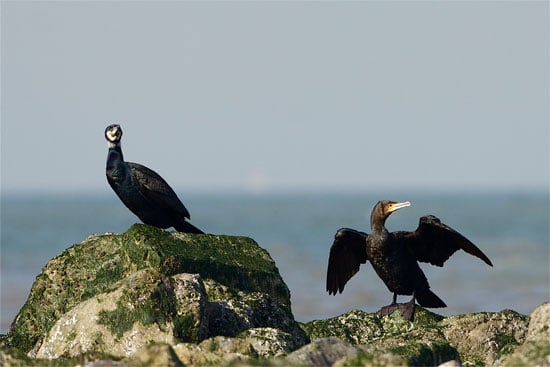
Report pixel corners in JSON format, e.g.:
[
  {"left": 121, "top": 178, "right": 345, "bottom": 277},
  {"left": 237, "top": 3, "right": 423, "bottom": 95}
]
[
  {"left": 105, "top": 124, "right": 123, "bottom": 147},
  {"left": 370, "top": 200, "right": 411, "bottom": 229}
]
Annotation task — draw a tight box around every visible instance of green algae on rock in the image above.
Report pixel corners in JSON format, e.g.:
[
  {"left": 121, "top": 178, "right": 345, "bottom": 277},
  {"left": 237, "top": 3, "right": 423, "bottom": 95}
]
[
  {"left": 300, "top": 310, "right": 384, "bottom": 344},
  {"left": 298, "top": 308, "right": 458, "bottom": 366},
  {"left": 8, "top": 224, "right": 296, "bottom": 354},
  {"left": 300, "top": 305, "right": 445, "bottom": 346}
]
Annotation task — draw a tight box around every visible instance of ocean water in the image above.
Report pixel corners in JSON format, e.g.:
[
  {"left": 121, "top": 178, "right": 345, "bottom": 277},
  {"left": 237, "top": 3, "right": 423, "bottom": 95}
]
[{"left": 1, "top": 191, "right": 549, "bottom": 334}]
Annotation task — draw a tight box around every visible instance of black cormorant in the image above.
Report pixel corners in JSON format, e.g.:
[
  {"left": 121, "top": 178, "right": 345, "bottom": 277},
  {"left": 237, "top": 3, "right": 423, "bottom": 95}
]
[
  {"left": 105, "top": 124, "right": 204, "bottom": 234},
  {"left": 326, "top": 200, "right": 492, "bottom": 320}
]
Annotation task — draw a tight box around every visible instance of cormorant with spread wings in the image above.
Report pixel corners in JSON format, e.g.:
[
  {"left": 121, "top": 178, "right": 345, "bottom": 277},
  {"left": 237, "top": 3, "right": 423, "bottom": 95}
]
[{"left": 326, "top": 200, "right": 492, "bottom": 320}]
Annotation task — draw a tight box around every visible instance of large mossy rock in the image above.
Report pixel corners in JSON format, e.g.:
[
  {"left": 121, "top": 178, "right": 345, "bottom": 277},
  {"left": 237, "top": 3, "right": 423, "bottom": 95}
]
[{"left": 7, "top": 224, "right": 303, "bottom": 356}]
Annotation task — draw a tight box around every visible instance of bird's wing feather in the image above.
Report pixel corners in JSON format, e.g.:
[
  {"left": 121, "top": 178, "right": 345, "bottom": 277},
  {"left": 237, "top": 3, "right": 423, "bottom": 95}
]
[
  {"left": 395, "top": 215, "right": 492, "bottom": 267},
  {"left": 127, "top": 162, "right": 191, "bottom": 219},
  {"left": 326, "top": 228, "right": 369, "bottom": 295}
]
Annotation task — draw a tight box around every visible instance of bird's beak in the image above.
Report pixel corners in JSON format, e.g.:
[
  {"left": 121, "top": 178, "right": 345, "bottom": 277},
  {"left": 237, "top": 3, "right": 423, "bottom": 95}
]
[{"left": 388, "top": 201, "right": 411, "bottom": 213}]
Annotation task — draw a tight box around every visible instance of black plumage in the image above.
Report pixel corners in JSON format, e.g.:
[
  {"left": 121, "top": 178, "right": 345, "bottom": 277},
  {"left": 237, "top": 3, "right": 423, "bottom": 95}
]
[
  {"left": 326, "top": 200, "right": 492, "bottom": 320},
  {"left": 104, "top": 124, "right": 204, "bottom": 234}
]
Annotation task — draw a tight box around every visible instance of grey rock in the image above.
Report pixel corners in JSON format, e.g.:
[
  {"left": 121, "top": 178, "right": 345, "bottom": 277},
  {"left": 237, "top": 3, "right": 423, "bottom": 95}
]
[
  {"left": 31, "top": 268, "right": 306, "bottom": 360},
  {"left": 32, "top": 269, "right": 180, "bottom": 359},
  {"left": 498, "top": 303, "right": 550, "bottom": 367},
  {"left": 437, "top": 360, "right": 462, "bottom": 367},
  {"left": 284, "top": 337, "right": 360, "bottom": 367},
  {"left": 123, "top": 343, "right": 183, "bottom": 367},
  {"left": 526, "top": 302, "right": 550, "bottom": 343},
  {"left": 170, "top": 327, "right": 301, "bottom": 365},
  {"left": 441, "top": 309, "right": 529, "bottom": 366}
]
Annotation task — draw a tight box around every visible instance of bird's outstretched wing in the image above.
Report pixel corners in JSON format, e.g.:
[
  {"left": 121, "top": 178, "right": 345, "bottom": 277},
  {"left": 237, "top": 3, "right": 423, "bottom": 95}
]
[
  {"left": 127, "top": 162, "right": 191, "bottom": 219},
  {"left": 394, "top": 215, "right": 492, "bottom": 267},
  {"left": 326, "top": 228, "right": 369, "bottom": 295}
]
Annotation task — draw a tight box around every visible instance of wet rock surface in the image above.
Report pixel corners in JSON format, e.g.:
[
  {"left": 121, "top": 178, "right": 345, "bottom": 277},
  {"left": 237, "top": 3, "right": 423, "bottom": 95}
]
[{"left": 1, "top": 225, "right": 548, "bottom": 366}]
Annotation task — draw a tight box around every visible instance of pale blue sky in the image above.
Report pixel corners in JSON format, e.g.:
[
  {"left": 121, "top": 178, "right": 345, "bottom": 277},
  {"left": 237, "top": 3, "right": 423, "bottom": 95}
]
[{"left": 2, "top": 1, "right": 548, "bottom": 194}]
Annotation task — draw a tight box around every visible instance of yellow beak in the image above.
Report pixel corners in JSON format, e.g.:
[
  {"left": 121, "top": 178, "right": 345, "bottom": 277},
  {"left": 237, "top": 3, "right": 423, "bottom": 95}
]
[{"left": 388, "top": 201, "right": 411, "bottom": 213}]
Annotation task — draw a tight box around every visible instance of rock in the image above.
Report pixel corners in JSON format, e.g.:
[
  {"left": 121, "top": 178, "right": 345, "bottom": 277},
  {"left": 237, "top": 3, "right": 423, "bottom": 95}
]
[
  {"left": 332, "top": 347, "right": 408, "bottom": 367},
  {"left": 297, "top": 308, "right": 459, "bottom": 366},
  {"left": 32, "top": 269, "right": 180, "bottom": 359},
  {"left": 498, "top": 303, "right": 550, "bottom": 367},
  {"left": 172, "top": 342, "right": 226, "bottom": 366},
  {"left": 284, "top": 337, "right": 360, "bottom": 367},
  {"left": 8, "top": 224, "right": 302, "bottom": 355},
  {"left": 3, "top": 225, "right": 548, "bottom": 366},
  {"left": 0, "top": 348, "right": 29, "bottom": 367},
  {"left": 83, "top": 361, "right": 134, "bottom": 367},
  {"left": 165, "top": 327, "right": 303, "bottom": 365},
  {"left": 437, "top": 360, "right": 462, "bottom": 367},
  {"left": 123, "top": 343, "right": 183, "bottom": 367},
  {"left": 203, "top": 279, "right": 303, "bottom": 340},
  {"left": 441, "top": 309, "right": 529, "bottom": 366},
  {"left": 368, "top": 309, "right": 459, "bottom": 366},
  {"left": 300, "top": 310, "right": 384, "bottom": 344},
  {"left": 525, "top": 302, "right": 550, "bottom": 343},
  {"left": 199, "top": 327, "right": 303, "bottom": 358}
]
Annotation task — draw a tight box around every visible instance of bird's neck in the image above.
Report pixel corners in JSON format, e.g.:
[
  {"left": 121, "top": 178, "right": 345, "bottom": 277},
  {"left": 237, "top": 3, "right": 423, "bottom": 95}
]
[
  {"left": 106, "top": 145, "right": 126, "bottom": 178},
  {"left": 370, "top": 216, "right": 389, "bottom": 236},
  {"left": 107, "top": 144, "right": 124, "bottom": 161}
]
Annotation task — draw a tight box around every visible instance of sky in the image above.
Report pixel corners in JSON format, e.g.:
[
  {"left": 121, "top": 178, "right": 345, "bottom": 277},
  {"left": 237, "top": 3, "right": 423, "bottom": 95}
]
[{"left": 1, "top": 1, "right": 548, "bottom": 194}]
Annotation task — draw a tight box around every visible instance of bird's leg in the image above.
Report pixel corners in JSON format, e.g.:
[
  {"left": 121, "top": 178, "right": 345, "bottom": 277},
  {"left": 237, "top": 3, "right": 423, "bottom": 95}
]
[{"left": 392, "top": 292, "right": 397, "bottom": 304}]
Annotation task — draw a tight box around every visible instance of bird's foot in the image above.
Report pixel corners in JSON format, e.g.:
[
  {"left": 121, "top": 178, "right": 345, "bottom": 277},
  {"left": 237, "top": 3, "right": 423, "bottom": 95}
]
[
  {"left": 376, "top": 301, "right": 416, "bottom": 321},
  {"left": 399, "top": 301, "right": 416, "bottom": 321},
  {"left": 376, "top": 303, "right": 400, "bottom": 318}
]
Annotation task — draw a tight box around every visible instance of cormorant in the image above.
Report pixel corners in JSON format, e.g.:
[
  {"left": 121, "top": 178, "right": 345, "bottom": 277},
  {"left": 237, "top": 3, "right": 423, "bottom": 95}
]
[
  {"left": 104, "top": 124, "right": 204, "bottom": 234},
  {"left": 326, "top": 200, "right": 492, "bottom": 320}
]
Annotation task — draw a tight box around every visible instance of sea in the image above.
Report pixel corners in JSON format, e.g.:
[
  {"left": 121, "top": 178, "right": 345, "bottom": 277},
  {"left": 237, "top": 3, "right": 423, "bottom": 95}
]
[{"left": 1, "top": 190, "right": 549, "bottom": 334}]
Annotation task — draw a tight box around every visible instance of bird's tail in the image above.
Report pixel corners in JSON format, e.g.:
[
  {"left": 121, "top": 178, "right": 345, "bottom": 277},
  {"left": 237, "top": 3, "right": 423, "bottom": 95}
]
[
  {"left": 175, "top": 220, "right": 205, "bottom": 234},
  {"left": 415, "top": 289, "right": 447, "bottom": 308}
]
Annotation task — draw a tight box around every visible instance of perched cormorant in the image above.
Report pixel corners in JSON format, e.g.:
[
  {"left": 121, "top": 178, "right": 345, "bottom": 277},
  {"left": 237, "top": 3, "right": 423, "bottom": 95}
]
[
  {"left": 104, "top": 124, "right": 204, "bottom": 234},
  {"left": 326, "top": 200, "right": 492, "bottom": 320}
]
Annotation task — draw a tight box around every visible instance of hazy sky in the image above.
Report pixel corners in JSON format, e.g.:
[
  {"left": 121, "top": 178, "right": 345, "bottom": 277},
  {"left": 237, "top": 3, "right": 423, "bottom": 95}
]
[{"left": 2, "top": 1, "right": 548, "bottom": 194}]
